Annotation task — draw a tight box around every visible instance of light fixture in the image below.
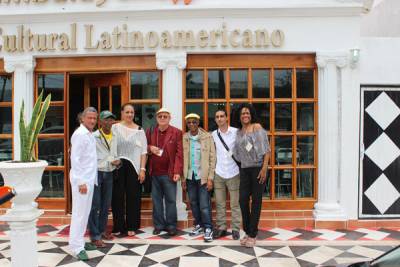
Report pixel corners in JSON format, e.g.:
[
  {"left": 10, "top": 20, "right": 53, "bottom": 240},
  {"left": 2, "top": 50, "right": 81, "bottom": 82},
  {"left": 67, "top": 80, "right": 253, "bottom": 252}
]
[{"left": 350, "top": 48, "right": 360, "bottom": 68}]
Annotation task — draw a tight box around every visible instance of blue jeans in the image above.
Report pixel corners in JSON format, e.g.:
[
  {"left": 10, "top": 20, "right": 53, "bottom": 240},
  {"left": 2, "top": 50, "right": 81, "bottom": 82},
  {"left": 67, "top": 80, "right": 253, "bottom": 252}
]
[
  {"left": 186, "top": 178, "right": 212, "bottom": 229},
  {"left": 151, "top": 175, "right": 177, "bottom": 230},
  {"left": 88, "top": 171, "right": 113, "bottom": 241}
]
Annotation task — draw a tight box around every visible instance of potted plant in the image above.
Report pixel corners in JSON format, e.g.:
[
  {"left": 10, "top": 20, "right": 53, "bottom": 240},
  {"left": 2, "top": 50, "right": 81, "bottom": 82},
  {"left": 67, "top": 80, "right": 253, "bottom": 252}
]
[{"left": 0, "top": 91, "right": 51, "bottom": 217}]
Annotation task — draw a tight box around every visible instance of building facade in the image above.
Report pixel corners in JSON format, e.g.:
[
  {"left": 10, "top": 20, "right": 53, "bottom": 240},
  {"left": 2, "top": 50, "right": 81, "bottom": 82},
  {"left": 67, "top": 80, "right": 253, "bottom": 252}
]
[{"left": 1, "top": 0, "right": 398, "bottom": 227}]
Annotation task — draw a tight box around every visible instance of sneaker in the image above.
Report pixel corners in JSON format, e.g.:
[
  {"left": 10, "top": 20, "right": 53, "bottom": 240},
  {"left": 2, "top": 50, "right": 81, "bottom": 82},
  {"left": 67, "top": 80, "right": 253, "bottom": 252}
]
[
  {"left": 189, "top": 224, "right": 203, "bottom": 237},
  {"left": 232, "top": 230, "right": 240, "bottom": 240},
  {"left": 167, "top": 228, "right": 177, "bottom": 236},
  {"left": 204, "top": 228, "right": 213, "bottom": 242},
  {"left": 153, "top": 228, "right": 163, "bottom": 235},
  {"left": 214, "top": 229, "right": 227, "bottom": 239},
  {"left": 84, "top": 242, "right": 97, "bottom": 251},
  {"left": 76, "top": 250, "right": 89, "bottom": 261}
]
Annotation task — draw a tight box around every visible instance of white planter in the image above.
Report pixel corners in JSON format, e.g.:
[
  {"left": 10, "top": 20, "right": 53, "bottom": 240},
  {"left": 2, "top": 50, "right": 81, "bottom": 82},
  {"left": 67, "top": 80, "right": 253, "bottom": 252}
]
[
  {"left": 0, "top": 160, "right": 47, "bottom": 216},
  {"left": 0, "top": 160, "right": 47, "bottom": 267}
]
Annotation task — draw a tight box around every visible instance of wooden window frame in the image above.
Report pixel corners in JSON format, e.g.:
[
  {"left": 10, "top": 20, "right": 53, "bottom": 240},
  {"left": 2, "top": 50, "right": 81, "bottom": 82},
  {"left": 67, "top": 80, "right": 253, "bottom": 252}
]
[
  {"left": 128, "top": 70, "right": 163, "bottom": 123},
  {"left": 184, "top": 54, "right": 318, "bottom": 209},
  {"left": 35, "top": 72, "right": 68, "bottom": 209},
  {"left": 0, "top": 59, "right": 14, "bottom": 162}
]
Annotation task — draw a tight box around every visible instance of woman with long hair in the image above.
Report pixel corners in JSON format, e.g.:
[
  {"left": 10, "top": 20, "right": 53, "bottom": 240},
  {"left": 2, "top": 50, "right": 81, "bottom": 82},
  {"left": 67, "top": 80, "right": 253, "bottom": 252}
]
[
  {"left": 233, "top": 103, "right": 270, "bottom": 247},
  {"left": 111, "top": 103, "right": 147, "bottom": 237}
]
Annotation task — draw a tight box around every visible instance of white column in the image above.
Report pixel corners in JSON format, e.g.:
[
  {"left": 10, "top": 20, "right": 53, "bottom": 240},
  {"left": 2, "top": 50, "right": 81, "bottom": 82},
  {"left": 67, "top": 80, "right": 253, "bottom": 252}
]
[
  {"left": 156, "top": 51, "right": 188, "bottom": 220},
  {"left": 4, "top": 56, "right": 36, "bottom": 161},
  {"left": 314, "top": 52, "right": 348, "bottom": 221}
]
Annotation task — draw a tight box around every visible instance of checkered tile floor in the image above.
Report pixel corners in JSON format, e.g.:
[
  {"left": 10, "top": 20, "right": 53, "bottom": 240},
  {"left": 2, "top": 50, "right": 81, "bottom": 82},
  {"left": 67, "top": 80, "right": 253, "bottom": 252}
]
[{"left": 0, "top": 225, "right": 398, "bottom": 266}]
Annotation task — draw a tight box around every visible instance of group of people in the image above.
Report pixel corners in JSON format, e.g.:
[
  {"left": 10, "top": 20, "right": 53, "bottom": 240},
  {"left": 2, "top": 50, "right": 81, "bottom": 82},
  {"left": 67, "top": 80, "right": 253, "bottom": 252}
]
[{"left": 68, "top": 102, "right": 270, "bottom": 261}]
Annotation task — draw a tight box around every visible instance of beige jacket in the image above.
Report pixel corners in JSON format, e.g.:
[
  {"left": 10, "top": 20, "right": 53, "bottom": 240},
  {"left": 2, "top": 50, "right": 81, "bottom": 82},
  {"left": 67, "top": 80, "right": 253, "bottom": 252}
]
[
  {"left": 93, "top": 129, "right": 118, "bottom": 172},
  {"left": 183, "top": 128, "right": 216, "bottom": 185}
]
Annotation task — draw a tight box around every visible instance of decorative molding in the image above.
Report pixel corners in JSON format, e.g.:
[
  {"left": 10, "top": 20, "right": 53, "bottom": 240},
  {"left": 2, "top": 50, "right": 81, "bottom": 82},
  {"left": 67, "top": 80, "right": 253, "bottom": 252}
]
[
  {"left": 316, "top": 52, "right": 348, "bottom": 69},
  {"left": 4, "top": 56, "right": 36, "bottom": 73},
  {"left": 156, "top": 52, "right": 187, "bottom": 70}
]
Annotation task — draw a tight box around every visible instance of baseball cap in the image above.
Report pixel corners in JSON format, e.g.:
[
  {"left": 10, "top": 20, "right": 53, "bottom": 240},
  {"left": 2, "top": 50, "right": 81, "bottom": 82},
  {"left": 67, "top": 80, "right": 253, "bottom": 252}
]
[{"left": 99, "top": 110, "right": 116, "bottom": 120}]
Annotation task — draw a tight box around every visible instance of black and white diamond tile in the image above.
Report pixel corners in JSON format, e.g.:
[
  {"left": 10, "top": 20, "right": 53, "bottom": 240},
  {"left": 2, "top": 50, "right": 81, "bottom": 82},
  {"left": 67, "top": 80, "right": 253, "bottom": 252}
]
[
  {"left": 361, "top": 89, "right": 400, "bottom": 217},
  {"left": 23, "top": 224, "right": 400, "bottom": 241},
  {"left": 0, "top": 237, "right": 394, "bottom": 267},
  {"left": 364, "top": 174, "right": 400, "bottom": 214},
  {"left": 365, "top": 91, "right": 400, "bottom": 130}
]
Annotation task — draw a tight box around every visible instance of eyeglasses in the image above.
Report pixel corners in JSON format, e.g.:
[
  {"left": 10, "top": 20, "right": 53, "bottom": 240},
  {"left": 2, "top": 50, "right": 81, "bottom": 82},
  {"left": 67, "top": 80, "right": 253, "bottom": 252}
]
[
  {"left": 157, "top": 115, "right": 169, "bottom": 119},
  {"left": 186, "top": 120, "right": 198, "bottom": 125}
]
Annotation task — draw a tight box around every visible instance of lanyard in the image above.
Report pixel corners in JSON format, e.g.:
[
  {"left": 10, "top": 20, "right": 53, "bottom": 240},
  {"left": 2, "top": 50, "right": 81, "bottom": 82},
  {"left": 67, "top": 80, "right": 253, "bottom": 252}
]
[{"left": 99, "top": 130, "right": 111, "bottom": 151}]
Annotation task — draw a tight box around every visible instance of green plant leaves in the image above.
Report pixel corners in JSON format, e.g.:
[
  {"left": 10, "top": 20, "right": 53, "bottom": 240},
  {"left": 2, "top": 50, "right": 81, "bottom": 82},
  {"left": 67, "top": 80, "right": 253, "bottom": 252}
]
[{"left": 19, "top": 91, "right": 52, "bottom": 162}]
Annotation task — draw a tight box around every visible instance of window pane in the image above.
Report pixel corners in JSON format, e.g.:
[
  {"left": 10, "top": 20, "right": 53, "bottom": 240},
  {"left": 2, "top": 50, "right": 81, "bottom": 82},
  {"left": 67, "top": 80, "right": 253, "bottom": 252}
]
[
  {"left": 275, "top": 169, "right": 292, "bottom": 198},
  {"left": 38, "top": 138, "right": 64, "bottom": 166},
  {"left": 100, "top": 86, "right": 109, "bottom": 111},
  {"left": 297, "top": 136, "right": 314, "bottom": 165},
  {"left": 297, "top": 69, "right": 314, "bottom": 98},
  {"left": 274, "top": 69, "right": 292, "bottom": 98},
  {"left": 208, "top": 70, "right": 225, "bottom": 99},
  {"left": 253, "top": 103, "right": 270, "bottom": 131},
  {"left": 297, "top": 169, "right": 314, "bottom": 198},
  {"left": 185, "top": 103, "right": 204, "bottom": 128},
  {"left": 37, "top": 74, "right": 64, "bottom": 101},
  {"left": 40, "top": 171, "right": 64, "bottom": 197},
  {"left": 275, "top": 103, "right": 292, "bottom": 131},
  {"left": 207, "top": 103, "right": 226, "bottom": 132},
  {"left": 252, "top": 70, "right": 270, "bottom": 98},
  {"left": 0, "top": 75, "right": 12, "bottom": 102},
  {"left": 112, "top": 85, "right": 121, "bottom": 121},
  {"left": 131, "top": 72, "right": 159, "bottom": 100},
  {"left": 0, "top": 139, "right": 12, "bottom": 161},
  {"left": 275, "top": 136, "right": 292, "bottom": 165},
  {"left": 0, "top": 107, "right": 12, "bottom": 134},
  {"left": 133, "top": 104, "right": 160, "bottom": 131},
  {"left": 90, "top": 87, "right": 98, "bottom": 110},
  {"left": 230, "top": 70, "right": 248, "bottom": 98},
  {"left": 41, "top": 106, "right": 64, "bottom": 134},
  {"left": 297, "top": 103, "right": 314, "bottom": 131},
  {"left": 186, "top": 70, "right": 203, "bottom": 99}
]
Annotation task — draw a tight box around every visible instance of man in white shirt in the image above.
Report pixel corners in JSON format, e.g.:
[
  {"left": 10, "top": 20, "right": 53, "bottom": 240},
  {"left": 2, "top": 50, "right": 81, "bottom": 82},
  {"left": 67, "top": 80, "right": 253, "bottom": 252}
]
[
  {"left": 69, "top": 107, "right": 99, "bottom": 261},
  {"left": 211, "top": 109, "right": 241, "bottom": 240}
]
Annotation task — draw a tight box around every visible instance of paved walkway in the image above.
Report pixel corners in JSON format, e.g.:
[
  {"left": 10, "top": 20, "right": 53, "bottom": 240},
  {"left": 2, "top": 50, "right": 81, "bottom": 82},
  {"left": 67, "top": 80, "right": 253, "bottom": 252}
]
[{"left": 0, "top": 225, "right": 399, "bottom": 266}]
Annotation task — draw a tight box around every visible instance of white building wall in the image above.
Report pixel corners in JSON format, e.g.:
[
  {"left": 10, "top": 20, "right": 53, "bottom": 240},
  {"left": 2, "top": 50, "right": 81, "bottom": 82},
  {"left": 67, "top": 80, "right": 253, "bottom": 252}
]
[
  {"left": 0, "top": 0, "right": 370, "bottom": 220},
  {"left": 360, "top": 37, "right": 400, "bottom": 85}
]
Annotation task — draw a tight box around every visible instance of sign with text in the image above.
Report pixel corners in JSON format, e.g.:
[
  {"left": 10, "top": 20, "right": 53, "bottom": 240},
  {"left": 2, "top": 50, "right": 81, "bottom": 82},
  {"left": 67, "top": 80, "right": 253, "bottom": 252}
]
[{"left": 0, "top": 23, "right": 285, "bottom": 53}]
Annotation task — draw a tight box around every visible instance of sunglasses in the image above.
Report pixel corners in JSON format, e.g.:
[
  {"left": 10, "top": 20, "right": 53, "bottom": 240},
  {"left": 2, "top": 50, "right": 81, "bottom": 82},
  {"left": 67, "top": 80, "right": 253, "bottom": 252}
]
[
  {"left": 157, "top": 115, "right": 169, "bottom": 119},
  {"left": 186, "top": 120, "right": 199, "bottom": 125}
]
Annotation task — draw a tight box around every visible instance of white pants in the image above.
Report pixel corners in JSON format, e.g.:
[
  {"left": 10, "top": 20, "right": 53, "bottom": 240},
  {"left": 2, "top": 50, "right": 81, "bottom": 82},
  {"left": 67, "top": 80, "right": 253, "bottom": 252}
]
[{"left": 69, "top": 182, "right": 94, "bottom": 255}]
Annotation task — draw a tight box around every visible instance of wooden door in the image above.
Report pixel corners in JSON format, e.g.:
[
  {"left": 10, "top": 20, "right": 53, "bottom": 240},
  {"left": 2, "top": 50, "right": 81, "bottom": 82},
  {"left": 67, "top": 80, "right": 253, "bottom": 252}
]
[{"left": 84, "top": 73, "right": 127, "bottom": 118}]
